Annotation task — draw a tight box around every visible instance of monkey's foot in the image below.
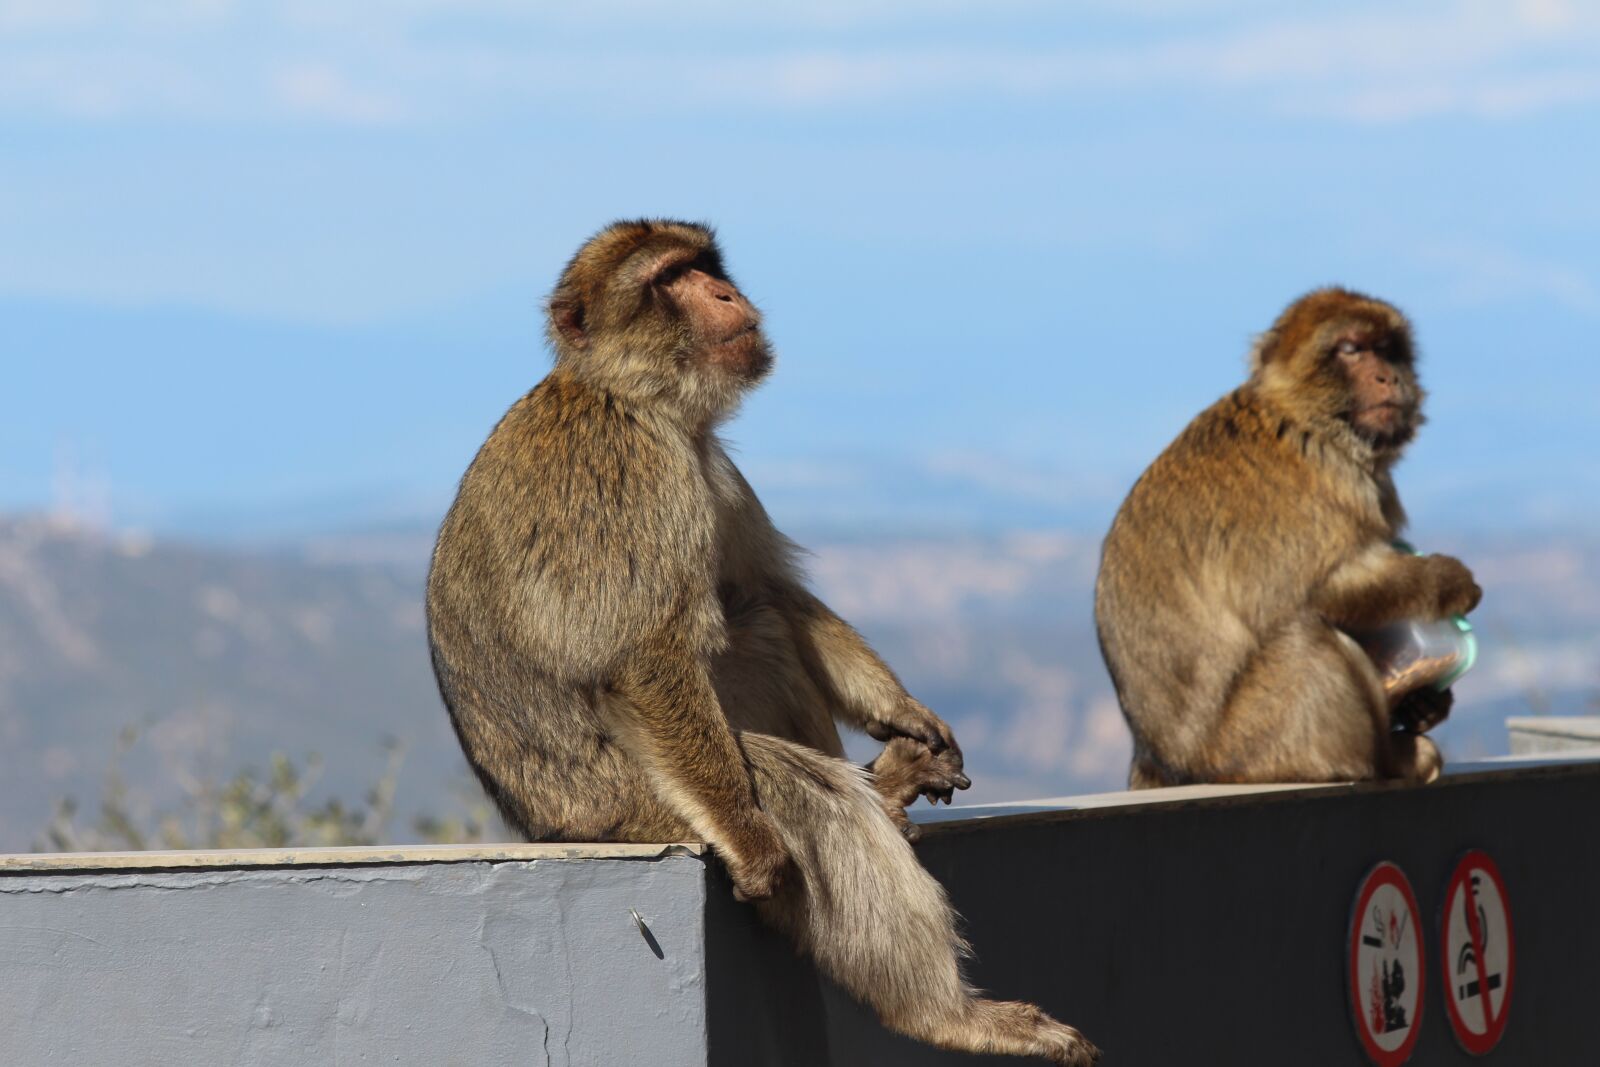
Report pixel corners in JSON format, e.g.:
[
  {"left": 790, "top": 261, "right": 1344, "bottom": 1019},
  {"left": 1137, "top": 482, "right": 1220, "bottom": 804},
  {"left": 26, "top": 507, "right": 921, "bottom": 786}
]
[
  {"left": 932, "top": 1000, "right": 1100, "bottom": 1066},
  {"left": 1044, "top": 1028, "right": 1102, "bottom": 1067},
  {"left": 722, "top": 811, "right": 795, "bottom": 902},
  {"left": 868, "top": 737, "right": 971, "bottom": 810},
  {"left": 1390, "top": 732, "right": 1442, "bottom": 784}
]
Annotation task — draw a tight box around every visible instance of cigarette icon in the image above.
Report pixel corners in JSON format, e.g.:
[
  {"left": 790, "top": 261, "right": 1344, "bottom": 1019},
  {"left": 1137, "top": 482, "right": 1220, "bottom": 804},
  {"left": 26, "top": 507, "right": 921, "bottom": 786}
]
[{"left": 1458, "top": 973, "right": 1502, "bottom": 1000}]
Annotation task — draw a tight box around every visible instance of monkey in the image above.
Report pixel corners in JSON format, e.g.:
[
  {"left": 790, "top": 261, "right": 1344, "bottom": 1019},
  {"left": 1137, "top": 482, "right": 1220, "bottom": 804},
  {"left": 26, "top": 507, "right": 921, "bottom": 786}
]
[
  {"left": 426, "top": 220, "right": 1099, "bottom": 1065},
  {"left": 1094, "top": 287, "right": 1480, "bottom": 789}
]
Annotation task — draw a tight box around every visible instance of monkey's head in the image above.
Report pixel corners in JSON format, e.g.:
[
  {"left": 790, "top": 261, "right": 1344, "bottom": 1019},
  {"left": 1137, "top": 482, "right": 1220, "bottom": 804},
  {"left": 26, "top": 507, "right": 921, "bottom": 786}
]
[
  {"left": 546, "top": 219, "right": 773, "bottom": 420},
  {"left": 1250, "top": 287, "right": 1424, "bottom": 458}
]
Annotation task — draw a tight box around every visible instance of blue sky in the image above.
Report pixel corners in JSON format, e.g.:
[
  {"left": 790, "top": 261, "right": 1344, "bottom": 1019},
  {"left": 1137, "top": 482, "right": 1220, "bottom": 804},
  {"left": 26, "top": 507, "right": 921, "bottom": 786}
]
[{"left": 3, "top": 0, "right": 1598, "bottom": 537}]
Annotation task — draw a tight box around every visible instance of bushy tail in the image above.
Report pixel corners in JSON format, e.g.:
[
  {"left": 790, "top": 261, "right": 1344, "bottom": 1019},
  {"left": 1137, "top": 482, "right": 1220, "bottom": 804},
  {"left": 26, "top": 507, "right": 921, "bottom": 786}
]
[{"left": 738, "top": 733, "right": 1099, "bottom": 1065}]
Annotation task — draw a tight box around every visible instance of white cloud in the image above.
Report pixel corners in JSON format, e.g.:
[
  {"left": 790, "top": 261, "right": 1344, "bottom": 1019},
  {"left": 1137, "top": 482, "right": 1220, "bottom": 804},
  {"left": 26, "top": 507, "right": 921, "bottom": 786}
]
[
  {"left": 0, "top": 1, "right": 1596, "bottom": 125},
  {"left": 272, "top": 62, "right": 402, "bottom": 124},
  {"left": 1413, "top": 240, "right": 1600, "bottom": 314}
]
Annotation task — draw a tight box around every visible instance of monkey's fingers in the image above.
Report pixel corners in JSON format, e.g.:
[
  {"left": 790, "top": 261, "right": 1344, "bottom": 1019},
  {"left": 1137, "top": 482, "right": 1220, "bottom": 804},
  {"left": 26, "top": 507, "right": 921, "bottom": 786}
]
[
  {"left": 865, "top": 716, "right": 947, "bottom": 752},
  {"left": 1429, "top": 555, "right": 1482, "bottom": 617},
  {"left": 1394, "top": 686, "right": 1453, "bottom": 734},
  {"left": 868, "top": 698, "right": 963, "bottom": 760}
]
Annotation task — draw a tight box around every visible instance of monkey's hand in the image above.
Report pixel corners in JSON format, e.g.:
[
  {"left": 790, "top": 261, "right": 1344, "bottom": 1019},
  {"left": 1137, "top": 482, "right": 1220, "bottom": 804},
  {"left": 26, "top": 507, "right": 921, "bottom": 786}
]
[
  {"left": 1393, "top": 686, "right": 1453, "bottom": 735},
  {"left": 864, "top": 695, "right": 964, "bottom": 758},
  {"left": 868, "top": 737, "right": 972, "bottom": 841},
  {"left": 722, "top": 811, "right": 794, "bottom": 903},
  {"left": 1426, "top": 554, "right": 1482, "bottom": 618}
]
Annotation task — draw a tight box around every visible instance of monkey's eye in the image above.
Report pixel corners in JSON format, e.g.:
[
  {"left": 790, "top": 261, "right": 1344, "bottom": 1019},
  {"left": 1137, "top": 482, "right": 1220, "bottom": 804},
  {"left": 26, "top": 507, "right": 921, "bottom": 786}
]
[
  {"left": 1335, "top": 340, "right": 1360, "bottom": 359},
  {"left": 653, "top": 262, "right": 690, "bottom": 287}
]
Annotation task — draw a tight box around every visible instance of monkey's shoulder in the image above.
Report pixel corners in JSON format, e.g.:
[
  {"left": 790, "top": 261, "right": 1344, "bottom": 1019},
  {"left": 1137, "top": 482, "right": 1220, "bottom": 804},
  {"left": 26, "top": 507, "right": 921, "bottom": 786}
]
[
  {"left": 445, "top": 379, "right": 717, "bottom": 591},
  {"left": 1105, "top": 390, "right": 1376, "bottom": 592},
  {"left": 486, "top": 378, "right": 709, "bottom": 503},
  {"left": 1124, "top": 395, "right": 1301, "bottom": 510}
]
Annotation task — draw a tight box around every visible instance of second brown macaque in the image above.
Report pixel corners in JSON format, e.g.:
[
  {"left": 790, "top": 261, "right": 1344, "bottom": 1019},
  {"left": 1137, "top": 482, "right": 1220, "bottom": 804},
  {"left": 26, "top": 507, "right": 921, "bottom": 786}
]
[{"left": 1095, "top": 287, "right": 1481, "bottom": 788}]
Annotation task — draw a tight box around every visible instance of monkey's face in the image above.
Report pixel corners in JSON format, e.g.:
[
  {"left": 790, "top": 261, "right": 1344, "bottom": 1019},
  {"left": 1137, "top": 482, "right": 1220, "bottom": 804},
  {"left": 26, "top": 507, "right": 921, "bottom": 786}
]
[
  {"left": 1254, "top": 289, "right": 1424, "bottom": 455},
  {"left": 1327, "top": 325, "right": 1420, "bottom": 447},
  {"left": 651, "top": 258, "right": 774, "bottom": 385},
  {"left": 547, "top": 220, "right": 774, "bottom": 415}
]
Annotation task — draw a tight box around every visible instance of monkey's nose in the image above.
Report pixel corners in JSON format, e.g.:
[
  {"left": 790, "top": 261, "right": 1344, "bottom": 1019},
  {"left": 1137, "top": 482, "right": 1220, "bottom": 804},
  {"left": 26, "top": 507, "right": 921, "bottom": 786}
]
[{"left": 716, "top": 293, "right": 733, "bottom": 302}]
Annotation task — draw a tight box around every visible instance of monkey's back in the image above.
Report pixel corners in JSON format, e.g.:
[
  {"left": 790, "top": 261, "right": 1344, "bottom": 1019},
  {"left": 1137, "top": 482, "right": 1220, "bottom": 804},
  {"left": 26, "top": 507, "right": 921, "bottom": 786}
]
[
  {"left": 1095, "top": 388, "right": 1376, "bottom": 753},
  {"left": 425, "top": 374, "right": 718, "bottom": 842}
]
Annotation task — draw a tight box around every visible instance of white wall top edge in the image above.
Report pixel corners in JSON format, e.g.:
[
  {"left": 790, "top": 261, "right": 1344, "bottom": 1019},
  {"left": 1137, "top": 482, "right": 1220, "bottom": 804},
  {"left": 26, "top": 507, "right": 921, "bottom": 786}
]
[
  {"left": 0, "top": 840, "right": 706, "bottom": 873},
  {"left": 1504, "top": 715, "right": 1600, "bottom": 739}
]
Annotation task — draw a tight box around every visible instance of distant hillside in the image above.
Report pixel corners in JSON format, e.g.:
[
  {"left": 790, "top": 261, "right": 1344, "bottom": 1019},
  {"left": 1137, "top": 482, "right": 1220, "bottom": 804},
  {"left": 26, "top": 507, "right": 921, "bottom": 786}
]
[
  {"left": 1, "top": 514, "right": 1595, "bottom": 851},
  {"left": 0, "top": 516, "right": 458, "bottom": 850}
]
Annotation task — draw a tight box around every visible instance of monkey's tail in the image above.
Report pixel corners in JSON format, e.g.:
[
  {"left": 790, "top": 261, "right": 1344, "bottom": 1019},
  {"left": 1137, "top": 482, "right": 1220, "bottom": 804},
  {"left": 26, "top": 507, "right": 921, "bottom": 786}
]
[{"left": 737, "top": 733, "right": 1100, "bottom": 1066}]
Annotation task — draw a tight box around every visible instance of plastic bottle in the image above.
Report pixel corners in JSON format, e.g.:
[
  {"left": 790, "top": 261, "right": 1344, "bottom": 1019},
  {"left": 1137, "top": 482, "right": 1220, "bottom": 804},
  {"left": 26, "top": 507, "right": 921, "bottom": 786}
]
[
  {"left": 1346, "top": 540, "right": 1478, "bottom": 699},
  {"left": 1349, "top": 615, "right": 1478, "bottom": 699}
]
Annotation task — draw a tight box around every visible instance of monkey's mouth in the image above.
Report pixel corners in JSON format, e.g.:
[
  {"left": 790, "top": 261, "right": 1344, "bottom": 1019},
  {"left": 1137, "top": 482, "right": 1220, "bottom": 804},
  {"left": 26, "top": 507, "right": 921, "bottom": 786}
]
[
  {"left": 1350, "top": 401, "right": 1406, "bottom": 420},
  {"left": 711, "top": 327, "right": 772, "bottom": 381},
  {"left": 1348, "top": 402, "right": 1415, "bottom": 443},
  {"left": 717, "top": 324, "right": 759, "bottom": 346}
]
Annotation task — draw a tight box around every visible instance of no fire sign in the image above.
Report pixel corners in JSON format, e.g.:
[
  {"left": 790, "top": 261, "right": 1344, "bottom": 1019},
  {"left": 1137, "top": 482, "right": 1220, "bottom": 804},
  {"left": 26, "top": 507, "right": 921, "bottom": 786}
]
[
  {"left": 1441, "top": 849, "right": 1515, "bottom": 1054},
  {"left": 1348, "top": 861, "right": 1425, "bottom": 1066}
]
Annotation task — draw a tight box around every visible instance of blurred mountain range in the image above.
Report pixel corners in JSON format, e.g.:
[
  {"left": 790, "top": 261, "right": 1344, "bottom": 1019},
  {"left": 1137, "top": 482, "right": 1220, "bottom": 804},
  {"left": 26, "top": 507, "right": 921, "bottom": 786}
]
[{"left": 1, "top": 513, "right": 1596, "bottom": 852}]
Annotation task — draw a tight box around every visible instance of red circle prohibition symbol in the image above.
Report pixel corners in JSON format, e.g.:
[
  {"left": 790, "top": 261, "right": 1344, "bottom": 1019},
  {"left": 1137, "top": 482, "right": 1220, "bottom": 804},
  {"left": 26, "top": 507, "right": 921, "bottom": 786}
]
[
  {"left": 1440, "top": 850, "right": 1515, "bottom": 1055},
  {"left": 1348, "top": 861, "right": 1426, "bottom": 1067}
]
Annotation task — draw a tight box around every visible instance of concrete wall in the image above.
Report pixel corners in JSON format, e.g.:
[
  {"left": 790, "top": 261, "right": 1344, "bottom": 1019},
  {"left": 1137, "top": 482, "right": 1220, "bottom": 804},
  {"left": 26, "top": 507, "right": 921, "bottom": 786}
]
[
  {"left": 0, "top": 845, "right": 708, "bottom": 1066},
  {"left": 5, "top": 763, "right": 1598, "bottom": 1066},
  {"left": 1507, "top": 714, "right": 1600, "bottom": 755}
]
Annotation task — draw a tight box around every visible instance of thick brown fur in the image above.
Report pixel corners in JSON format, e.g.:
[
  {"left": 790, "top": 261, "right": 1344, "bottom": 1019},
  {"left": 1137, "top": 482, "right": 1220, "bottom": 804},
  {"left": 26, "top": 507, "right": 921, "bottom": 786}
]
[
  {"left": 427, "top": 219, "right": 1097, "bottom": 1064},
  {"left": 1095, "top": 287, "right": 1481, "bottom": 788}
]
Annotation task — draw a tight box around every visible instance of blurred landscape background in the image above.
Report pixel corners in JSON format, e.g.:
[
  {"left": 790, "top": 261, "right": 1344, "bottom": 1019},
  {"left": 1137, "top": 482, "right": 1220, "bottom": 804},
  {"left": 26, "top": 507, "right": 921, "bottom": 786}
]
[{"left": 2, "top": 1, "right": 1598, "bottom": 849}]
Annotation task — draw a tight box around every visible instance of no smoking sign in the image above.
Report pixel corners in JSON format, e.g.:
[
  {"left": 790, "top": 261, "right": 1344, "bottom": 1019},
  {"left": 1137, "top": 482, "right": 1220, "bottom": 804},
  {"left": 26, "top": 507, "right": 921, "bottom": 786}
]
[
  {"left": 1441, "top": 850, "right": 1515, "bottom": 1054},
  {"left": 1348, "top": 862, "right": 1425, "bottom": 1066}
]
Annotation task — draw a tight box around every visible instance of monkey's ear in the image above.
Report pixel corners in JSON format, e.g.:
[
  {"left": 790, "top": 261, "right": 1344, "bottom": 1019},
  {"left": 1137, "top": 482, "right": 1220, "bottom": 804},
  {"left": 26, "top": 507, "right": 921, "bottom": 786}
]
[
  {"left": 550, "top": 293, "right": 589, "bottom": 348},
  {"left": 1248, "top": 330, "right": 1278, "bottom": 374}
]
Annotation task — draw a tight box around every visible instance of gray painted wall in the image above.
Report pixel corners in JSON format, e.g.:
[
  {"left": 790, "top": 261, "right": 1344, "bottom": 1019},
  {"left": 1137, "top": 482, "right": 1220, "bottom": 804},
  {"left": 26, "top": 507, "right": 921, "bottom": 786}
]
[{"left": 1, "top": 856, "right": 707, "bottom": 1066}]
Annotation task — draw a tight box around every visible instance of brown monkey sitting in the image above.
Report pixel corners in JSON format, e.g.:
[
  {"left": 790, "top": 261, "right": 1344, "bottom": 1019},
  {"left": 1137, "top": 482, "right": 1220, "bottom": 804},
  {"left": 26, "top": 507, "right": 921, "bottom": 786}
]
[
  {"left": 427, "top": 220, "right": 1098, "bottom": 1065},
  {"left": 1095, "top": 288, "right": 1480, "bottom": 788}
]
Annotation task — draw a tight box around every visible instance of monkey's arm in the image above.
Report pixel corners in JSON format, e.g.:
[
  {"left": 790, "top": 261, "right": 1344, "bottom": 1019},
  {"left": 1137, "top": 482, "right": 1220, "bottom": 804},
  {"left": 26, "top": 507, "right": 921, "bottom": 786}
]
[
  {"left": 613, "top": 632, "right": 792, "bottom": 900},
  {"left": 1312, "top": 544, "right": 1481, "bottom": 631},
  {"left": 778, "top": 586, "right": 965, "bottom": 758},
  {"left": 716, "top": 454, "right": 966, "bottom": 759}
]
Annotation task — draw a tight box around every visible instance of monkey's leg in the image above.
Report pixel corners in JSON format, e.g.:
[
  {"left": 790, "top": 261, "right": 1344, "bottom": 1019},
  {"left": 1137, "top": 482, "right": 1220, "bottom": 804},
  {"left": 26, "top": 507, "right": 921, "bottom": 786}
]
[
  {"left": 1198, "top": 617, "right": 1438, "bottom": 784},
  {"left": 1126, "top": 759, "right": 1172, "bottom": 790},
  {"left": 738, "top": 733, "right": 1099, "bottom": 1066},
  {"left": 712, "top": 600, "right": 848, "bottom": 757}
]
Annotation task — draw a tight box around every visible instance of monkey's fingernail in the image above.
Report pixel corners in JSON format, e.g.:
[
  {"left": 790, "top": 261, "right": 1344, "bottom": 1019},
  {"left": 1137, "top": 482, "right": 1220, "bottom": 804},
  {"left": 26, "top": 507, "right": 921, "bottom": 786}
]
[{"left": 955, "top": 774, "right": 971, "bottom": 789}]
